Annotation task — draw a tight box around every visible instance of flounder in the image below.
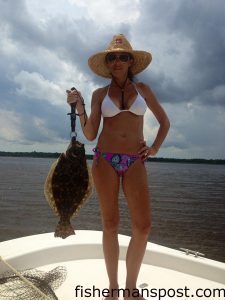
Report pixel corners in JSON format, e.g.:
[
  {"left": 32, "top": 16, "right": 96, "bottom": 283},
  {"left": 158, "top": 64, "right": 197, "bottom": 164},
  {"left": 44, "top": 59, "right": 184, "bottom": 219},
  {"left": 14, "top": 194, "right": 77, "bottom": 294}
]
[{"left": 44, "top": 139, "right": 93, "bottom": 239}]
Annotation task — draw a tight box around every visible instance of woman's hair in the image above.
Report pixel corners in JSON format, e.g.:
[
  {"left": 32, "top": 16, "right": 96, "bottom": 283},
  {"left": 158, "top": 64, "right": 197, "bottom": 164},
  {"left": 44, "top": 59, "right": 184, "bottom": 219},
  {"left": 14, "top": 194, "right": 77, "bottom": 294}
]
[
  {"left": 127, "top": 54, "right": 137, "bottom": 82},
  {"left": 127, "top": 67, "right": 135, "bottom": 82}
]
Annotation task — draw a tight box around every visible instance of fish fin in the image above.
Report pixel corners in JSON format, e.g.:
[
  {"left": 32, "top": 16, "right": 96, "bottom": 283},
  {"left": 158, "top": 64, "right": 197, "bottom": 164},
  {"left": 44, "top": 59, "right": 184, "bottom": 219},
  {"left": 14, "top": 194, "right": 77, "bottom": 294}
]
[
  {"left": 54, "top": 221, "right": 75, "bottom": 239},
  {"left": 44, "top": 159, "right": 60, "bottom": 216}
]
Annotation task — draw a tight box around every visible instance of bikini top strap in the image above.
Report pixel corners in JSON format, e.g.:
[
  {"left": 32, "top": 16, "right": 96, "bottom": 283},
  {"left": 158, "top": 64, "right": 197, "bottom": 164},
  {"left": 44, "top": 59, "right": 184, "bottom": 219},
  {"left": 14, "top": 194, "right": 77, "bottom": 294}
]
[
  {"left": 132, "top": 82, "right": 140, "bottom": 94},
  {"left": 107, "top": 84, "right": 110, "bottom": 95}
]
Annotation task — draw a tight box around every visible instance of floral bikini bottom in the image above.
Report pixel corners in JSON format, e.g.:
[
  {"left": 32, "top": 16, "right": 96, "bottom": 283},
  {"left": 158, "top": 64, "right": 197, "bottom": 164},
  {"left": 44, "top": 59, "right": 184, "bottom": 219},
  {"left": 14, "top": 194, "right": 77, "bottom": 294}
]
[{"left": 92, "top": 147, "right": 141, "bottom": 177}]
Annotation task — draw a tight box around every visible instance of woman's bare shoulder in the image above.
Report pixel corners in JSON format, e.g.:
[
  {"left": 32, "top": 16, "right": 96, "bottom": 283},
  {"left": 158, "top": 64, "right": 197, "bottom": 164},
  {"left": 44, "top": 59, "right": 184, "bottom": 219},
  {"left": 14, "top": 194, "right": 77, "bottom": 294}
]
[
  {"left": 135, "top": 81, "right": 161, "bottom": 107},
  {"left": 134, "top": 81, "right": 152, "bottom": 99},
  {"left": 91, "top": 85, "right": 109, "bottom": 107},
  {"left": 92, "top": 85, "right": 109, "bottom": 98},
  {"left": 135, "top": 81, "right": 151, "bottom": 92}
]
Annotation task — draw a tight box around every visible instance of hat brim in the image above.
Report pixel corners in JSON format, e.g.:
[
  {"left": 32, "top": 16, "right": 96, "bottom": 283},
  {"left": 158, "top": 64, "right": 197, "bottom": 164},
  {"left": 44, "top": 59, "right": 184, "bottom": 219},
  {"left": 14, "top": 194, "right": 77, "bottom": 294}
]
[{"left": 88, "top": 49, "right": 152, "bottom": 78}]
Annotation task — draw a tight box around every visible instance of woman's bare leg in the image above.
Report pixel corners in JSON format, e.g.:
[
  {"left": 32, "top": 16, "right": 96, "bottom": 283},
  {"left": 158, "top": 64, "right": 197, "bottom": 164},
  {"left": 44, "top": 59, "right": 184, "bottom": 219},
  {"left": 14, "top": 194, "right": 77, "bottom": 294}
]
[
  {"left": 122, "top": 160, "right": 151, "bottom": 300},
  {"left": 92, "top": 156, "right": 120, "bottom": 299}
]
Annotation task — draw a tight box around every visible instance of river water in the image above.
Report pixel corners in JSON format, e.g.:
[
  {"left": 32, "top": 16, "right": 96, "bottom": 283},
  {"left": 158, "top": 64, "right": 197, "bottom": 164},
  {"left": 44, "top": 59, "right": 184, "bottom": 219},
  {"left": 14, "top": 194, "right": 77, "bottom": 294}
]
[{"left": 0, "top": 157, "right": 224, "bottom": 263}]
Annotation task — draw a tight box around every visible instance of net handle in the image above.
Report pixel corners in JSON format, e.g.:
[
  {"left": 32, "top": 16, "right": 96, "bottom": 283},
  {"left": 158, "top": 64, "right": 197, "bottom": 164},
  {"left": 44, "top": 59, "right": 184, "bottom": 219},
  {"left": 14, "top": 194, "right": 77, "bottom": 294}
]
[{"left": 0, "top": 256, "right": 52, "bottom": 300}]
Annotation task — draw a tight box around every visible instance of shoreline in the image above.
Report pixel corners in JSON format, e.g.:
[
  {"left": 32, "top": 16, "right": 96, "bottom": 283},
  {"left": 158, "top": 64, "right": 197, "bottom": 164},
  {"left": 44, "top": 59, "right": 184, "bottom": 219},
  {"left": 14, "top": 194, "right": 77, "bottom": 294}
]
[{"left": 0, "top": 151, "right": 224, "bottom": 165}]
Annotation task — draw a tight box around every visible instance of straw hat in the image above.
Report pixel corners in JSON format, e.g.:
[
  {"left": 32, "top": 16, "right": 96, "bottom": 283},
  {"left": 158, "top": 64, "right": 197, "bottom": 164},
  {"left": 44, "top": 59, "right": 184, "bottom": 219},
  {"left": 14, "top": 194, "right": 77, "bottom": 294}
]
[{"left": 88, "top": 34, "right": 152, "bottom": 78}]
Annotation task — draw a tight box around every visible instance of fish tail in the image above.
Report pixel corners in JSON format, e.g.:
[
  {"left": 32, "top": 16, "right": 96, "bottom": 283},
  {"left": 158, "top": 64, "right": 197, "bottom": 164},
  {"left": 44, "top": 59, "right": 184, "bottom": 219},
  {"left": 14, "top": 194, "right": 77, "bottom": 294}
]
[{"left": 54, "top": 219, "right": 75, "bottom": 239}]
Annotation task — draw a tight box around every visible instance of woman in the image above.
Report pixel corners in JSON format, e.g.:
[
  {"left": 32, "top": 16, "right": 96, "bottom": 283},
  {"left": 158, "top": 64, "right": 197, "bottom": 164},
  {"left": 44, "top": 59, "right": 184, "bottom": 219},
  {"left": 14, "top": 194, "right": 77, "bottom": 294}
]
[{"left": 67, "top": 34, "right": 170, "bottom": 300}]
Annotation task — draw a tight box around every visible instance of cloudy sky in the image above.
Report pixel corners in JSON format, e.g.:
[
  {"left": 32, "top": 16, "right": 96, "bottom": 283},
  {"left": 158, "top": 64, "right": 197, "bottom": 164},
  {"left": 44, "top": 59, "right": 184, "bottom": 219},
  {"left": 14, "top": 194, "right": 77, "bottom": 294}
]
[{"left": 0, "top": 0, "right": 224, "bottom": 159}]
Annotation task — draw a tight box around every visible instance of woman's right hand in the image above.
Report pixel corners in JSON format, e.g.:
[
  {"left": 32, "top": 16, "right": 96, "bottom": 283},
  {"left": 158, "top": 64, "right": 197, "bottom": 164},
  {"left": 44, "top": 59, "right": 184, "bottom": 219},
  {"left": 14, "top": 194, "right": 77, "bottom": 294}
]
[{"left": 66, "top": 88, "right": 82, "bottom": 106}]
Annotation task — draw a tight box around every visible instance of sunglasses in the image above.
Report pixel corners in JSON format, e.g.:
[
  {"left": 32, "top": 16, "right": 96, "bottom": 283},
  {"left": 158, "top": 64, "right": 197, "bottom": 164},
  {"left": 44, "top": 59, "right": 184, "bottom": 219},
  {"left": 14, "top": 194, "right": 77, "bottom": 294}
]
[{"left": 106, "top": 53, "right": 131, "bottom": 63}]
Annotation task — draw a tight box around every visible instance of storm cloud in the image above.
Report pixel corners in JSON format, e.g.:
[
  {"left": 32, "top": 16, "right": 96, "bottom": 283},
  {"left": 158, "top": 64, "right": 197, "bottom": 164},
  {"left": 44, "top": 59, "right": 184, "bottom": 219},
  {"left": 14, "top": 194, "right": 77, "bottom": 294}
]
[{"left": 0, "top": 0, "right": 224, "bottom": 158}]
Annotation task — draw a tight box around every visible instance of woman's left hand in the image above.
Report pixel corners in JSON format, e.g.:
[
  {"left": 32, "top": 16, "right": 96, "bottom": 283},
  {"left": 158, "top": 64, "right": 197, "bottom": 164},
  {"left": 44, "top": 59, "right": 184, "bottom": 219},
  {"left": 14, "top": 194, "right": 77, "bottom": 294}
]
[{"left": 138, "top": 141, "right": 158, "bottom": 162}]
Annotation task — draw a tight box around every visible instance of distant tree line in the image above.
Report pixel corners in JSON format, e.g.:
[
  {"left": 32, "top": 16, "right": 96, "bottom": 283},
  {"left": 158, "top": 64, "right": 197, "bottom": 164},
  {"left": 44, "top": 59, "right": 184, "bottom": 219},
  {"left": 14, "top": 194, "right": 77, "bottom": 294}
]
[{"left": 0, "top": 151, "right": 224, "bottom": 165}]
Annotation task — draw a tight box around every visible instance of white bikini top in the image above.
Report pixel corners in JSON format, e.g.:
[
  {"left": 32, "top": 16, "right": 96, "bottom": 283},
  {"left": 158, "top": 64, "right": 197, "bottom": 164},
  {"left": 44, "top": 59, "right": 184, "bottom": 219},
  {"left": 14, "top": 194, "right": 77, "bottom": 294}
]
[{"left": 101, "top": 83, "right": 147, "bottom": 117}]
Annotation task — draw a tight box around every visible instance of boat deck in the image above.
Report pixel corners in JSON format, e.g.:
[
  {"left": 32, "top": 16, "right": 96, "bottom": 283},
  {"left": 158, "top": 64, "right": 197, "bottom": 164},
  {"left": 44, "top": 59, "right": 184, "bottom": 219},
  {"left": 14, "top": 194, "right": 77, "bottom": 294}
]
[{"left": 0, "top": 230, "right": 225, "bottom": 299}]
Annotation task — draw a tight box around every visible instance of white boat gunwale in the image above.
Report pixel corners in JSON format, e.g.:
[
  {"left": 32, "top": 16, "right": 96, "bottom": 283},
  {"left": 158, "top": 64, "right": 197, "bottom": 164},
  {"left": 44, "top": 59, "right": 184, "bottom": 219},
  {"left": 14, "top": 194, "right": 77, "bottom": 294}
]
[{"left": 0, "top": 230, "right": 225, "bottom": 285}]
